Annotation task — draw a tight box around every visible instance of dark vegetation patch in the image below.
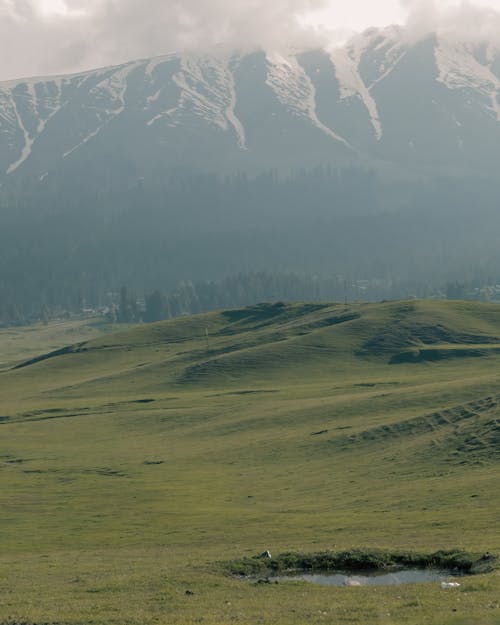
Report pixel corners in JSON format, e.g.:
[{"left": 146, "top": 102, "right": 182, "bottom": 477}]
[
  {"left": 217, "top": 389, "right": 280, "bottom": 396},
  {"left": 17, "top": 412, "right": 88, "bottom": 424},
  {"left": 13, "top": 342, "right": 87, "bottom": 370},
  {"left": 0, "top": 456, "right": 27, "bottom": 465},
  {"left": 410, "top": 324, "right": 497, "bottom": 345},
  {"left": 18, "top": 408, "right": 69, "bottom": 419},
  {"left": 88, "top": 467, "right": 128, "bottom": 478},
  {"left": 105, "top": 397, "right": 178, "bottom": 408},
  {"left": 21, "top": 467, "right": 128, "bottom": 478},
  {"left": 334, "top": 393, "right": 499, "bottom": 451},
  {"left": 389, "top": 347, "right": 500, "bottom": 364},
  {"left": 458, "top": 419, "right": 500, "bottom": 451},
  {"left": 294, "top": 312, "right": 361, "bottom": 333},
  {"left": 0, "top": 416, "right": 10, "bottom": 423},
  {"left": 225, "top": 549, "right": 497, "bottom": 577},
  {"left": 7, "top": 407, "right": 91, "bottom": 425},
  {"left": 220, "top": 303, "right": 329, "bottom": 332},
  {"left": 440, "top": 418, "right": 500, "bottom": 465},
  {"left": 359, "top": 320, "right": 499, "bottom": 358}
]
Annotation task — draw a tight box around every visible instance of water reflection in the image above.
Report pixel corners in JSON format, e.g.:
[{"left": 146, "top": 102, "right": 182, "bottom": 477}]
[{"left": 274, "top": 568, "right": 461, "bottom": 586}]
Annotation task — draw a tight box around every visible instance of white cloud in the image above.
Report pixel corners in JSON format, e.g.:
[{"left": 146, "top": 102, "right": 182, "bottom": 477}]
[
  {"left": 402, "top": 0, "right": 500, "bottom": 43},
  {"left": 0, "top": 0, "right": 332, "bottom": 80},
  {"left": 0, "top": 0, "right": 499, "bottom": 82}
]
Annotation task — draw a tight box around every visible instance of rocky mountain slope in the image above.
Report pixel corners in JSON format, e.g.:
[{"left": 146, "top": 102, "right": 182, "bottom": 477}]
[{"left": 1, "top": 25, "right": 499, "bottom": 184}]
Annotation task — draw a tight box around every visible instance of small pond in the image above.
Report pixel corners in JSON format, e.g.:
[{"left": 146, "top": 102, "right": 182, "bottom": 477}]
[{"left": 271, "top": 568, "right": 463, "bottom": 587}]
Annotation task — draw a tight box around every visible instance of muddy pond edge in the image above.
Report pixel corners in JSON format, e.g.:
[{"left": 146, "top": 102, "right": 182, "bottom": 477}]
[{"left": 223, "top": 548, "right": 498, "bottom": 577}]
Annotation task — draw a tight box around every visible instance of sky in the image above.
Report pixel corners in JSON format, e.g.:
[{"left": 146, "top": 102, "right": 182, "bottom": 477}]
[{"left": 0, "top": 0, "right": 499, "bottom": 81}]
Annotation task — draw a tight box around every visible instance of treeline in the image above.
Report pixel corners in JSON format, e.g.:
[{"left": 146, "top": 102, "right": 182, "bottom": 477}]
[
  {"left": 2, "top": 167, "right": 500, "bottom": 325},
  {"left": 115, "top": 271, "right": 454, "bottom": 324},
  {"left": 119, "top": 272, "right": 353, "bottom": 323},
  {"left": 112, "top": 273, "right": 500, "bottom": 325}
]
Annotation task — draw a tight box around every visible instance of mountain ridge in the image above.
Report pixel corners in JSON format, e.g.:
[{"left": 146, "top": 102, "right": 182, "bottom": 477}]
[{"left": 1, "top": 25, "right": 500, "bottom": 184}]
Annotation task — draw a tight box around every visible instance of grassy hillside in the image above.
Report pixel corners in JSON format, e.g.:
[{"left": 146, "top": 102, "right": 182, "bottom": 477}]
[
  {"left": 0, "top": 316, "right": 121, "bottom": 371},
  {"left": 1, "top": 300, "right": 499, "bottom": 624}
]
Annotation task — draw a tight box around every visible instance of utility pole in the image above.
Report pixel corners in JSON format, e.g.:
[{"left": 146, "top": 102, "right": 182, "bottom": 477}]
[{"left": 205, "top": 327, "right": 211, "bottom": 354}]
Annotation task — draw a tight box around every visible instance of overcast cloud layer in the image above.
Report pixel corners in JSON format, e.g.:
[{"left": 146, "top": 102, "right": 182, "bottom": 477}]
[{"left": 0, "top": 0, "right": 499, "bottom": 82}]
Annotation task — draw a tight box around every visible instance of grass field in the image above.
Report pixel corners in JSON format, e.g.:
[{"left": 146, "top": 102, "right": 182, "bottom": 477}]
[
  {"left": 0, "top": 300, "right": 499, "bottom": 624},
  {"left": 0, "top": 317, "right": 121, "bottom": 371}
]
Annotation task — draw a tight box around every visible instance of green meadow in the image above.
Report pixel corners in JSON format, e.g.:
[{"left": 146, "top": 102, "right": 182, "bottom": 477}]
[{"left": 0, "top": 300, "right": 499, "bottom": 624}]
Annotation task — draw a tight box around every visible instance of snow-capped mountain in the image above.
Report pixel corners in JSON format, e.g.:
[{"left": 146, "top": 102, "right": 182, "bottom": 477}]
[{"left": 1, "top": 25, "right": 500, "bottom": 184}]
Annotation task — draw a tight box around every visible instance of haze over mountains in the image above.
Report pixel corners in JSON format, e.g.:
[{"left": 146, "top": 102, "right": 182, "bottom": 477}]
[
  {"left": 1, "top": 24, "right": 500, "bottom": 184},
  {"left": 2, "top": 19, "right": 500, "bottom": 324}
]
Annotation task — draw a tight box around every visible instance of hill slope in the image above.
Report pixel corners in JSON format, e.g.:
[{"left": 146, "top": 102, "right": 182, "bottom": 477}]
[
  {"left": 0, "top": 300, "right": 499, "bottom": 625},
  {"left": 6, "top": 298, "right": 500, "bottom": 393}
]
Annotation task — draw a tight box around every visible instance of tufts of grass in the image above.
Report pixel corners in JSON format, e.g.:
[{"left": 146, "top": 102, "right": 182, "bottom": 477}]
[{"left": 225, "top": 548, "right": 497, "bottom": 577}]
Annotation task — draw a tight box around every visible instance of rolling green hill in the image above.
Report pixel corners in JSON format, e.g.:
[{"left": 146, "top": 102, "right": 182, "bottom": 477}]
[
  {"left": 0, "top": 316, "right": 120, "bottom": 372},
  {"left": 1, "top": 300, "right": 499, "bottom": 625}
]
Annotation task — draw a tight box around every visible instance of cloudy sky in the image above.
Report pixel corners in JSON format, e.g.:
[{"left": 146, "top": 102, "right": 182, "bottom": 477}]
[{"left": 1, "top": 0, "right": 499, "bottom": 81}]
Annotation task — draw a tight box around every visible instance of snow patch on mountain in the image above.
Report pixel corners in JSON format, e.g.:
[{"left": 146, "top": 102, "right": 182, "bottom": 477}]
[
  {"left": 63, "top": 62, "right": 140, "bottom": 158},
  {"left": 146, "top": 107, "right": 177, "bottom": 127},
  {"left": 6, "top": 93, "right": 35, "bottom": 174},
  {"left": 435, "top": 38, "right": 500, "bottom": 121},
  {"left": 330, "top": 27, "right": 407, "bottom": 140},
  {"left": 330, "top": 37, "right": 382, "bottom": 140},
  {"left": 1, "top": 62, "right": 142, "bottom": 172},
  {"left": 145, "top": 54, "right": 175, "bottom": 78},
  {"left": 148, "top": 55, "right": 247, "bottom": 149},
  {"left": 224, "top": 59, "right": 247, "bottom": 150},
  {"left": 2, "top": 27, "right": 500, "bottom": 178},
  {"left": 0, "top": 88, "right": 18, "bottom": 134},
  {"left": 266, "top": 51, "right": 351, "bottom": 147},
  {"left": 89, "top": 62, "right": 139, "bottom": 116},
  {"left": 366, "top": 26, "right": 407, "bottom": 88},
  {"left": 2, "top": 77, "right": 66, "bottom": 173}
]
